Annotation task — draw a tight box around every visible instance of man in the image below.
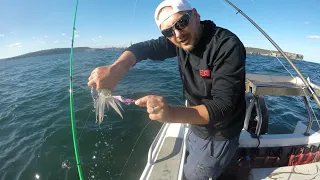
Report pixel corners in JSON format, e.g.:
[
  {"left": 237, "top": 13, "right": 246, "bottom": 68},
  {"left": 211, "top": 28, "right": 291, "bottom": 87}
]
[{"left": 88, "top": 0, "right": 246, "bottom": 179}]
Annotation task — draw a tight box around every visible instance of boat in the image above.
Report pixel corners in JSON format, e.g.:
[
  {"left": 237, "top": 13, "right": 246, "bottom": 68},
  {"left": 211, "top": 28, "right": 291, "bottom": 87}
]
[
  {"left": 139, "top": 1, "right": 320, "bottom": 179},
  {"left": 139, "top": 73, "right": 320, "bottom": 180}
]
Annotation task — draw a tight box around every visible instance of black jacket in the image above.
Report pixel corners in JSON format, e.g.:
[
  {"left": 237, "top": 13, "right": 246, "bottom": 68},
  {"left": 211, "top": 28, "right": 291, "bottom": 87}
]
[{"left": 125, "top": 20, "right": 246, "bottom": 140}]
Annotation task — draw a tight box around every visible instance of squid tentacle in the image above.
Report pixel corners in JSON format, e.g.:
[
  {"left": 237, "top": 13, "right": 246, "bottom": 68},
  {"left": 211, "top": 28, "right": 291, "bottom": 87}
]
[{"left": 91, "top": 88, "right": 129, "bottom": 125}]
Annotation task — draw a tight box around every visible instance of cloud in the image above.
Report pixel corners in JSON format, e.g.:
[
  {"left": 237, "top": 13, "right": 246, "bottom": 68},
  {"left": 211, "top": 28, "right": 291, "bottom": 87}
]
[
  {"left": 307, "top": 35, "right": 320, "bottom": 39},
  {"left": 53, "top": 40, "right": 60, "bottom": 43},
  {"left": 304, "top": 22, "right": 309, "bottom": 24},
  {"left": 92, "top": 36, "right": 103, "bottom": 43},
  {"left": 0, "top": 34, "right": 4, "bottom": 37},
  {"left": 36, "top": 40, "right": 46, "bottom": 44},
  {"left": 6, "top": 42, "right": 23, "bottom": 48},
  {"left": 33, "top": 37, "right": 36, "bottom": 39},
  {"left": 67, "top": 30, "right": 79, "bottom": 39},
  {"left": 44, "top": 36, "right": 48, "bottom": 38}
]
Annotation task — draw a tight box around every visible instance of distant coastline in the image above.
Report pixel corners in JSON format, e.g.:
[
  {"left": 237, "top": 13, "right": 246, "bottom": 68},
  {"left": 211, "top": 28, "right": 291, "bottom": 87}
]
[
  {"left": 0, "top": 47, "right": 125, "bottom": 61},
  {"left": 1, "top": 46, "right": 303, "bottom": 61},
  {"left": 245, "top": 47, "right": 303, "bottom": 60}
]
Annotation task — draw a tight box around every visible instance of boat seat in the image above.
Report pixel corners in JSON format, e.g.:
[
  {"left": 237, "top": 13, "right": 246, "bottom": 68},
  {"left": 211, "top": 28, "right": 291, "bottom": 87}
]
[{"left": 248, "top": 162, "right": 320, "bottom": 180}]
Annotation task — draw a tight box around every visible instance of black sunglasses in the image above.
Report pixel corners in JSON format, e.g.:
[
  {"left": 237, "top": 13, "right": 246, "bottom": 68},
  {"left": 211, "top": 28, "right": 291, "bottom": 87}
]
[{"left": 161, "top": 11, "right": 192, "bottom": 38}]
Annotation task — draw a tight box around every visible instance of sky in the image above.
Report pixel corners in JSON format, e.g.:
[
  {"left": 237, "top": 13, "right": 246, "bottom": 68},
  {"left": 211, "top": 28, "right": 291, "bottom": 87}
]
[{"left": 0, "top": 0, "right": 319, "bottom": 63}]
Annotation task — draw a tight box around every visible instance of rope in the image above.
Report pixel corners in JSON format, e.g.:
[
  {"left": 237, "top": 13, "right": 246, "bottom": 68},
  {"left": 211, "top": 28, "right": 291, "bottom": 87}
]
[{"left": 68, "top": 0, "right": 85, "bottom": 179}]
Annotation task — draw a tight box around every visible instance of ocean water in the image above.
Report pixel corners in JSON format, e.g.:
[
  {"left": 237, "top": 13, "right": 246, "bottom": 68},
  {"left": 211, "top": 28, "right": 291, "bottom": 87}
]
[{"left": 0, "top": 51, "right": 319, "bottom": 180}]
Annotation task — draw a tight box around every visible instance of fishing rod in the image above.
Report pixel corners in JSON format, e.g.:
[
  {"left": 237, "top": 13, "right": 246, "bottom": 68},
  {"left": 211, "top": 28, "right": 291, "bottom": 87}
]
[
  {"left": 224, "top": 0, "right": 320, "bottom": 109},
  {"left": 69, "top": 0, "right": 85, "bottom": 179}
]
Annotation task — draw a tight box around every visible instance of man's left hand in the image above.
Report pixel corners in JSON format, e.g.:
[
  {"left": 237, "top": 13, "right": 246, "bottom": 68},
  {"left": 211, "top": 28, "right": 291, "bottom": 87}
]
[{"left": 135, "top": 95, "right": 173, "bottom": 123}]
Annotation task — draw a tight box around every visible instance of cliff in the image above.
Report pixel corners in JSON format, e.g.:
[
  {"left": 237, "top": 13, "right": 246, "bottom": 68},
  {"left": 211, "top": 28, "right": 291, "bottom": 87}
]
[{"left": 245, "top": 47, "right": 304, "bottom": 60}]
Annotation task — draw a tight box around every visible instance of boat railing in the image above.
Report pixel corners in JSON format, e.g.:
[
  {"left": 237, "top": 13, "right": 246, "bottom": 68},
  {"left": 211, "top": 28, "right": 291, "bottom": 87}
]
[
  {"left": 141, "top": 99, "right": 190, "bottom": 180},
  {"left": 147, "top": 122, "right": 169, "bottom": 165},
  {"left": 139, "top": 122, "right": 170, "bottom": 179},
  {"left": 303, "top": 96, "right": 314, "bottom": 135},
  {"left": 244, "top": 73, "right": 320, "bottom": 136},
  {"left": 146, "top": 99, "right": 190, "bottom": 165}
]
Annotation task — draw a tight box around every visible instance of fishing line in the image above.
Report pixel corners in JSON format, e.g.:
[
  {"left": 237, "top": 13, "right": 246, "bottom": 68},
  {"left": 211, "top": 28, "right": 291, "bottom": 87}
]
[
  {"left": 219, "top": 0, "right": 320, "bottom": 128},
  {"left": 267, "top": 50, "right": 320, "bottom": 128},
  {"left": 76, "top": 0, "right": 140, "bottom": 136},
  {"left": 68, "top": 0, "right": 84, "bottom": 179},
  {"left": 224, "top": 0, "right": 320, "bottom": 109},
  {"left": 219, "top": 0, "right": 237, "bottom": 13},
  {"left": 131, "top": 0, "right": 139, "bottom": 25},
  {"left": 117, "top": 96, "right": 184, "bottom": 180},
  {"left": 75, "top": 0, "right": 156, "bottom": 179},
  {"left": 247, "top": 0, "right": 320, "bottom": 128},
  {"left": 117, "top": 120, "right": 152, "bottom": 180},
  {"left": 174, "top": 96, "right": 184, "bottom": 106},
  {"left": 77, "top": 108, "right": 93, "bottom": 141},
  {"left": 77, "top": 87, "right": 101, "bottom": 141}
]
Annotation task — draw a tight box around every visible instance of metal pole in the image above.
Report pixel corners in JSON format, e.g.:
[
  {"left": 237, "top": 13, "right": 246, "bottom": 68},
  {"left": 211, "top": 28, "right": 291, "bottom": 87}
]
[
  {"left": 243, "top": 97, "right": 255, "bottom": 130},
  {"left": 303, "top": 96, "right": 313, "bottom": 136},
  {"left": 254, "top": 97, "right": 263, "bottom": 136},
  {"left": 224, "top": 0, "right": 320, "bottom": 109}
]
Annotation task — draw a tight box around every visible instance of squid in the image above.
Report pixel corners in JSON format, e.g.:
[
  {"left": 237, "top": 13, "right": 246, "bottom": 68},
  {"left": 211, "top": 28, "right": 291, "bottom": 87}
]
[{"left": 91, "top": 88, "right": 135, "bottom": 125}]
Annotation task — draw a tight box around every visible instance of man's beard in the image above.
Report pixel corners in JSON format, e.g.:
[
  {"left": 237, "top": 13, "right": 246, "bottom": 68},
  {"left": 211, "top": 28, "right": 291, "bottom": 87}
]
[{"left": 180, "top": 25, "right": 203, "bottom": 52}]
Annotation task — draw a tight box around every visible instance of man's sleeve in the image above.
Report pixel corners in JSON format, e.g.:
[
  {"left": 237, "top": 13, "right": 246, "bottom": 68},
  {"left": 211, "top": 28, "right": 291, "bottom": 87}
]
[
  {"left": 124, "top": 36, "right": 177, "bottom": 63},
  {"left": 202, "top": 36, "right": 246, "bottom": 129}
]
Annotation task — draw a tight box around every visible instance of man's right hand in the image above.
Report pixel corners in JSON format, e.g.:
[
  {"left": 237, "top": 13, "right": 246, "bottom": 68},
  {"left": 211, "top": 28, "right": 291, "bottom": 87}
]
[
  {"left": 87, "top": 50, "right": 137, "bottom": 91},
  {"left": 87, "top": 65, "right": 120, "bottom": 91}
]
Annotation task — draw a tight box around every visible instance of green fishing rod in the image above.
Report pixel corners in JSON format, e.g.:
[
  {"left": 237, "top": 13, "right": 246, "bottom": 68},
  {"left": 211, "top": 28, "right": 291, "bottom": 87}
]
[
  {"left": 69, "top": 0, "right": 85, "bottom": 179},
  {"left": 224, "top": 0, "right": 320, "bottom": 109}
]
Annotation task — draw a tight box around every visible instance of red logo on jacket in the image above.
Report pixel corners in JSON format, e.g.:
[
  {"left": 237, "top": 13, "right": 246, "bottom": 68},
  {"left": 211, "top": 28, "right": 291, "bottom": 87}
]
[{"left": 199, "top": 70, "right": 210, "bottom": 77}]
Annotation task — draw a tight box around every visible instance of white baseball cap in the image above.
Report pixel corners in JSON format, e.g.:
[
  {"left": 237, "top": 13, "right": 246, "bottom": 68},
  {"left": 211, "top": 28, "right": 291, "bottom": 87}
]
[{"left": 154, "top": 0, "right": 192, "bottom": 28}]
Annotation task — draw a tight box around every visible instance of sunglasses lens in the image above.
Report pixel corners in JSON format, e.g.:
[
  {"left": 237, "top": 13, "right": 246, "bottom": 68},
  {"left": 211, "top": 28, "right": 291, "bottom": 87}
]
[
  {"left": 161, "top": 11, "right": 191, "bottom": 38},
  {"left": 161, "top": 28, "right": 174, "bottom": 37},
  {"left": 175, "top": 14, "right": 190, "bottom": 30}
]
